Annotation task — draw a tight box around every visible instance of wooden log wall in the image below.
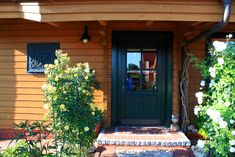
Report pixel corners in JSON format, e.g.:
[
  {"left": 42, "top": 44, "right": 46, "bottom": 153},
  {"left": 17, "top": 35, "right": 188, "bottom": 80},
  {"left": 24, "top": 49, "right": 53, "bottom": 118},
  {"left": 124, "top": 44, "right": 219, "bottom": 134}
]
[
  {"left": 0, "top": 19, "right": 105, "bottom": 128},
  {"left": 1, "top": 19, "right": 233, "bottom": 128}
]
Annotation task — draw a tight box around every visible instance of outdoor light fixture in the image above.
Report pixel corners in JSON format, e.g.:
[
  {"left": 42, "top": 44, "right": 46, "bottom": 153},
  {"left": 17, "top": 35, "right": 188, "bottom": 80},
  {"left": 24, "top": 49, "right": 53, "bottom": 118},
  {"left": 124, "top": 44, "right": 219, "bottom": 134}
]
[{"left": 80, "top": 26, "right": 90, "bottom": 43}]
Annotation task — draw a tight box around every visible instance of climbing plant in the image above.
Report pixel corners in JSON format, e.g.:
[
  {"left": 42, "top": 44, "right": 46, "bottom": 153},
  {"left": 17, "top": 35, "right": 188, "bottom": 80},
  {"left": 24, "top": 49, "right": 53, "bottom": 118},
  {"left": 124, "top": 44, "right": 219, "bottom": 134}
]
[{"left": 192, "top": 40, "right": 235, "bottom": 156}]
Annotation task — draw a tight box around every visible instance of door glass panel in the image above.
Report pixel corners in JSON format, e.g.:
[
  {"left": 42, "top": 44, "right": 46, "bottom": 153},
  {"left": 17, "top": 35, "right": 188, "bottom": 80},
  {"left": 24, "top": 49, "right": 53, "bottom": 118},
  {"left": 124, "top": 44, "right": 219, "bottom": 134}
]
[
  {"left": 142, "top": 52, "right": 157, "bottom": 69},
  {"left": 127, "top": 52, "right": 141, "bottom": 70},
  {"left": 125, "top": 49, "right": 157, "bottom": 92},
  {"left": 142, "top": 70, "right": 157, "bottom": 91},
  {"left": 126, "top": 71, "right": 141, "bottom": 91}
]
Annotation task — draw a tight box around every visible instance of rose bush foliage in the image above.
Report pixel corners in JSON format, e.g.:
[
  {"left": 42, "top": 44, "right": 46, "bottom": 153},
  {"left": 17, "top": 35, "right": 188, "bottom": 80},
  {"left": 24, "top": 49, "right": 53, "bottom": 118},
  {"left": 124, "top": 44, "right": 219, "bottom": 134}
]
[
  {"left": 192, "top": 41, "right": 235, "bottom": 156},
  {"left": 42, "top": 50, "right": 96, "bottom": 156}
]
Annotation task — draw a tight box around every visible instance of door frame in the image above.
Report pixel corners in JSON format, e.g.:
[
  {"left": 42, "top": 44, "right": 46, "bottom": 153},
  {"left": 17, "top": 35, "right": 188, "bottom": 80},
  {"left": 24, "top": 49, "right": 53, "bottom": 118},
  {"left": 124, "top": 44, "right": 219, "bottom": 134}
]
[{"left": 111, "top": 31, "right": 173, "bottom": 126}]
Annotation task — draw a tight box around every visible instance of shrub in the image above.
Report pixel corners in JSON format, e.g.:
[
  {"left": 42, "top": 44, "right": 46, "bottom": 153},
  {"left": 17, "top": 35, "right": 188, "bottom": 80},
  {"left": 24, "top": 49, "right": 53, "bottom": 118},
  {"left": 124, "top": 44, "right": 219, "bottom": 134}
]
[
  {"left": 42, "top": 50, "right": 97, "bottom": 156},
  {"left": 191, "top": 41, "right": 235, "bottom": 156}
]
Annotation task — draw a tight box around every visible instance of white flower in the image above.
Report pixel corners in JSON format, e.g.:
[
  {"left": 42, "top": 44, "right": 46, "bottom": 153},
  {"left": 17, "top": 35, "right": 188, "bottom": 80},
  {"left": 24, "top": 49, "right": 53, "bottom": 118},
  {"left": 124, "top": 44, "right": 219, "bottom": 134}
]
[
  {"left": 209, "top": 80, "right": 216, "bottom": 87},
  {"left": 230, "top": 147, "right": 235, "bottom": 153},
  {"left": 219, "top": 120, "right": 227, "bottom": 128},
  {"left": 225, "top": 101, "right": 231, "bottom": 107},
  {"left": 197, "top": 140, "right": 206, "bottom": 149},
  {"left": 230, "top": 120, "right": 235, "bottom": 124},
  {"left": 213, "top": 41, "right": 227, "bottom": 52},
  {"left": 230, "top": 140, "right": 235, "bottom": 145},
  {"left": 218, "top": 99, "right": 224, "bottom": 105},
  {"left": 217, "top": 58, "right": 224, "bottom": 65},
  {"left": 200, "top": 80, "right": 205, "bottom": 87},
  {"left": 232, "top": 131, "right": 235, "bottom": 135},
  {"left": 209, "top": 67, "right": 216, "bottom": 78},
  {"left": 206, "top": 108, "right": 223, "bottom": 123},
  {"left": 194, "top": 106, "right": 201, "bottom": 116},
  {"left": 195, "top": 92, "right": 204, "bottom": 104}
]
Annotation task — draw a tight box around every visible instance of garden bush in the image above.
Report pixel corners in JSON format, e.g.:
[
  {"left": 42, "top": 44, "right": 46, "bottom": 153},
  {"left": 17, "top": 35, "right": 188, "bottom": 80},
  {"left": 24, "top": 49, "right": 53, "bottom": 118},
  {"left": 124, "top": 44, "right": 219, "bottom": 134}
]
[
  {"left": 42, "top": 50, "right": 97, "bottom": 156},
  {"left": 192, "top": 40, "right": 235, "bottom": 156}
]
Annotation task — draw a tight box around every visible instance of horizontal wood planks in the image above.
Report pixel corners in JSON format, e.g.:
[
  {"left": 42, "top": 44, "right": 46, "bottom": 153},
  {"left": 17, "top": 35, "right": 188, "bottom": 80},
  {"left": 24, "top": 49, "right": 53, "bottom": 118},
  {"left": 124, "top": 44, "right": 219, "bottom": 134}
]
[
  {"left": 0, "top": 20, "right": 105, "bottom": 128},
  {"left": 0, "top": 0, "right": 235, "bottom": 22},
  {"left": 0, "top": 19, "right": 233, "bottom": 128}
]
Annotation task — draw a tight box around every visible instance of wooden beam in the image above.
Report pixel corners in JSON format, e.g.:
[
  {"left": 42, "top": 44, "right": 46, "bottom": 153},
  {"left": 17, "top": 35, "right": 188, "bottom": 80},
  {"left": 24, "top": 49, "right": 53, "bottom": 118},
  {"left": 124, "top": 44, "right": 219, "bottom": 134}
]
[
  {"left": 98, "top": 21, "right": 109, "bottom": 26},
  {"left": 99, "top": 30, "right": 106, "bottom": 37},
  {"left": 46, "top": 22, "right": 60, "bottom": 27},
  {"left": 146, "top": 21, "right": 154, "bottom": 26}
]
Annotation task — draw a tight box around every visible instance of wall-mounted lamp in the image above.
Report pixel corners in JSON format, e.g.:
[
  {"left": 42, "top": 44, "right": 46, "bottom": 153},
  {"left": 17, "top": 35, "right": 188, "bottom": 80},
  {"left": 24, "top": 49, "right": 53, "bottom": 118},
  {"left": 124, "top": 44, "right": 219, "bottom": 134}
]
[{"left": 80, "top": 26, "right": 90, "bottom": 43}]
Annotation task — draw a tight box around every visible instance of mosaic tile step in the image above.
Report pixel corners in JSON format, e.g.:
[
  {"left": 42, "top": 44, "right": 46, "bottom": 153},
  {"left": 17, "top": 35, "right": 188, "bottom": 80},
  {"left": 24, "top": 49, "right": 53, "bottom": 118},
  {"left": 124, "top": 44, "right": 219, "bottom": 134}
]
[{"left": 97, "top": 126, "right": 191, "bottom": 147}]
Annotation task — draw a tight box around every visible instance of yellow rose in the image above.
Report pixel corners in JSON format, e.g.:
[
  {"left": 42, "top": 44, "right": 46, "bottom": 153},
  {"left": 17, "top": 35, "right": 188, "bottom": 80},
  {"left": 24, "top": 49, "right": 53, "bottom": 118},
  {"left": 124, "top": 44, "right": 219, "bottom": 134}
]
[
  {"left": 59, "top": 104, "right": 66, "bottom": 111},
  {"left": 84, "top": 76, "right": 89, "bottom": 80},
  {"left": 43, "top": 103, "right": 50, "bottom": 110},
  {"left": 64, "top": 125, "right": 69, "bottom": 130},
  {"left": 83, "top": 62, "right": 89, "bottom": 68},
  {"left": 55, "top": 76, "right": 59, "bottom": 81},
  {"left": 42, "top": 84, "right": 48, "bottom": 91},
  {"left": 54, "top": 60, "right": 59, "bottom": 64},
  {"left": 84, "top": 127, "right": 89, "bottom": 132},
  {"left": 85, "top": 68, "right": 90, "bottom": 73},
  {"left": 77, "top": 63, "right": 82, "bottom": 67}
]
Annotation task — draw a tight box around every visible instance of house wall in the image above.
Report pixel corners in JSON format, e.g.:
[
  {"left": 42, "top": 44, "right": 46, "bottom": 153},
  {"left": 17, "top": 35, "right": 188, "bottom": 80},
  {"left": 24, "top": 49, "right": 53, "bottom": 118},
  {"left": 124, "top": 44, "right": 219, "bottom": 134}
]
[
  {"left": 0, "top": 19, "right": 183, "bottom": 128},
  {"left": 1, "top": 19, "right": 233, "bottom": 129},
  {"left": 0, "top": 20, "right": 105, "bottom": 128}
]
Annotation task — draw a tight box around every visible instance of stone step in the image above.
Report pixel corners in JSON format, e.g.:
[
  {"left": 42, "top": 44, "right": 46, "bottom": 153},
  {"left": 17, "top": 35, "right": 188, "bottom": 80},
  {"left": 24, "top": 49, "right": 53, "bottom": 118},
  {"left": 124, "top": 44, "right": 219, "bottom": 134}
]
[
  {"left": 95, "top": 145, "right": 194, "bottom": 157},
  {"left": 96, "top": 126, "right": 191, "bottom": 147}
]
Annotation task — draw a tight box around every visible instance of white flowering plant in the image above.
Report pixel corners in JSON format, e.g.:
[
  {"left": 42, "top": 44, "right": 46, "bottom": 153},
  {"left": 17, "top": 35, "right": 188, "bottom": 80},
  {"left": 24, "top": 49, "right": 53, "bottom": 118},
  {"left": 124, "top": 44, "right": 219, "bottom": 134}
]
[
  {"left": 191, "top": 41, "right": 235, "bottom": 156},
  {"left": 42, "top": 50, "right": 97, "bottom": 156}
]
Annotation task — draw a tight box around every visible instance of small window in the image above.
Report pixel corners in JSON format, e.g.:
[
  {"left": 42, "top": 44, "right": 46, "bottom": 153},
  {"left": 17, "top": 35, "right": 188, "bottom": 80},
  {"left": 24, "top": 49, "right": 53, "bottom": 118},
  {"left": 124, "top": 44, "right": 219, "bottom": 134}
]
[{"left": 27, "top": 43, "right": 60, "bottom": 73}]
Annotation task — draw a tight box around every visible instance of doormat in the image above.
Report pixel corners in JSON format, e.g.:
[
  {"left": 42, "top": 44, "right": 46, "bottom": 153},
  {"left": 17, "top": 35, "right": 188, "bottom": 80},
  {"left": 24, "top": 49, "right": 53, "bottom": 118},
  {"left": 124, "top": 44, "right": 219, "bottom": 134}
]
[{"left": 97, "top": 126, "right": 190, "bottom": 147}]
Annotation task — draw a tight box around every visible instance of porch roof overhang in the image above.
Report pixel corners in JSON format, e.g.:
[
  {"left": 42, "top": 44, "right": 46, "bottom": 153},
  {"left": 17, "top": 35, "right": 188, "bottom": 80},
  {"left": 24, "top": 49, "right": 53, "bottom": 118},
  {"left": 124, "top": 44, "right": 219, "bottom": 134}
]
[{"left": 0, "top": 0, "right": 235, "bottom": 22}]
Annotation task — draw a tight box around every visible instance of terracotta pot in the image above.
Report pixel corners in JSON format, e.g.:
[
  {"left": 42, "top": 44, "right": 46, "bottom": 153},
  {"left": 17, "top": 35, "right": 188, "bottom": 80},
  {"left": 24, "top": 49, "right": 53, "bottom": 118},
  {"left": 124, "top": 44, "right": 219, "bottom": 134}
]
[{"left": 94, "top": 121, "right": 102, "bottom": 137}]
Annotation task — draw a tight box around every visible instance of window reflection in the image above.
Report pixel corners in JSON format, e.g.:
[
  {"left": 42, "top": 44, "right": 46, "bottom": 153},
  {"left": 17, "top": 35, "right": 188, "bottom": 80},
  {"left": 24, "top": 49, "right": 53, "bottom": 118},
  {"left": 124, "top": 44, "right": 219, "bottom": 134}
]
[
  {"left": 125, "top": 49, "right": 157, "bottom": 91},
  {"left": 127, "top": 52, "right": 141, "bottom": 70},
  {"left": 126, "top": 71, "right": 141, "bottom": 91},
  {"left": 142, "top": 52, "right": 157, "bottom": 69},
  {"left": 142, "top": 71, "right": 157, "bottom": 91}
]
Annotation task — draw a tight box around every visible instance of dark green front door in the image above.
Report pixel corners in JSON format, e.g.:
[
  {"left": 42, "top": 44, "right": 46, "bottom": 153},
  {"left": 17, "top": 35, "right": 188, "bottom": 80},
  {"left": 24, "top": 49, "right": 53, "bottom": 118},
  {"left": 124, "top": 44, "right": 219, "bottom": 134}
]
[{"left": 112, "top": 31, "right": 173, "bottom": 126}]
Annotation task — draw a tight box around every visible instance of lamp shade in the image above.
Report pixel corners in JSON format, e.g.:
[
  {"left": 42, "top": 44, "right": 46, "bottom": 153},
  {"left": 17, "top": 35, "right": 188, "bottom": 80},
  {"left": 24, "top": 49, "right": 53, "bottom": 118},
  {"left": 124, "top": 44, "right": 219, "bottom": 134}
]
[{"left": 80, "top": 26, "right": 91, "bottom": 43}]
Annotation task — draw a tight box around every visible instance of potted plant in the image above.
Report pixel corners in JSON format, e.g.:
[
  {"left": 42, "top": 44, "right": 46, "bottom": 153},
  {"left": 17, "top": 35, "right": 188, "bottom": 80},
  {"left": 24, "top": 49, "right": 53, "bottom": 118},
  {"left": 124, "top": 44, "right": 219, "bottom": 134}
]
[{"left": 93, "top": 107, "right": 104, "bottom": 137}]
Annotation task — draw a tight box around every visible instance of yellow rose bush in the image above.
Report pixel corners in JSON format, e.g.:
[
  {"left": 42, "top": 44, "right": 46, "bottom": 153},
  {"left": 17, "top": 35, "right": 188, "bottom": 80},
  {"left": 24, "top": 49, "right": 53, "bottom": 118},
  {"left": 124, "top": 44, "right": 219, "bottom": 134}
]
[{"left": 42, "top": 50, "right": 96, "bottom": 156}]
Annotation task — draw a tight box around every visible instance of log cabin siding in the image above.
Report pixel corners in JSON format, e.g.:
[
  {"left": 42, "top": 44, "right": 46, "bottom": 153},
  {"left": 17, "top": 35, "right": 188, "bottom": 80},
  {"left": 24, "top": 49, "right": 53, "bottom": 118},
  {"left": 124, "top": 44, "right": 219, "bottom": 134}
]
[
  {"left": 0, "top": 20, "right": 182, "bottom": 128},
  {"left": 0, "top": 20, "right": 105, "bottom": 128},
  {"left": 0, "top": 19, "right": 233, "bottom": 128}
]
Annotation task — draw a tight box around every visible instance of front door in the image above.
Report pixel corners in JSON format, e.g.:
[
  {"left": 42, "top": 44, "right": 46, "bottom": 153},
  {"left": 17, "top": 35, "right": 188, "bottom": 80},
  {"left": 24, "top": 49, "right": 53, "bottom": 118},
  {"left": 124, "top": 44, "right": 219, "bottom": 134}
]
[{"left": 112, "top": 31, "right": 173, "bottom": 126}]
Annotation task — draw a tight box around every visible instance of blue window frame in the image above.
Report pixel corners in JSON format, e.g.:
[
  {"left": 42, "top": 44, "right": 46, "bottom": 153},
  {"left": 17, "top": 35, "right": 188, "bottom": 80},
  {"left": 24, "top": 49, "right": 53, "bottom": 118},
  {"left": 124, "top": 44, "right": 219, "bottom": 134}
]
[{"left": 27, "top": 42, "right": 60, "bottom": 73}]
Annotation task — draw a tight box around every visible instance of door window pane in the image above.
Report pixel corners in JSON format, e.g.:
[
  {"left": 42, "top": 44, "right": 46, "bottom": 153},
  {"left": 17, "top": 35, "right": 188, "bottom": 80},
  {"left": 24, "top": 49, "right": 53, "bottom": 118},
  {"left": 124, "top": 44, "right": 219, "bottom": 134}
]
[
  {"left": 127, "top": 52, "right": 141, "bottom": 70},
  {"left": 126, "top": 71, "right": 141, "bottom": 91},
  {"left": 142, "top": 52, "right": 157, "bottom": 69},
  {"left": 142, "top": 70, "right": 157, "bottom": 91}
]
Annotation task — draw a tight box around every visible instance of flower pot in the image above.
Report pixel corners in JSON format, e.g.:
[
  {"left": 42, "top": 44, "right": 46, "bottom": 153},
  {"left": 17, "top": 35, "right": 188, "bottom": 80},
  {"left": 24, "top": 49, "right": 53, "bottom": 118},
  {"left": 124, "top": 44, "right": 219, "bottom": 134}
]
[{"left": 94, "top": 121, "right": 102, "bottom": 137}]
